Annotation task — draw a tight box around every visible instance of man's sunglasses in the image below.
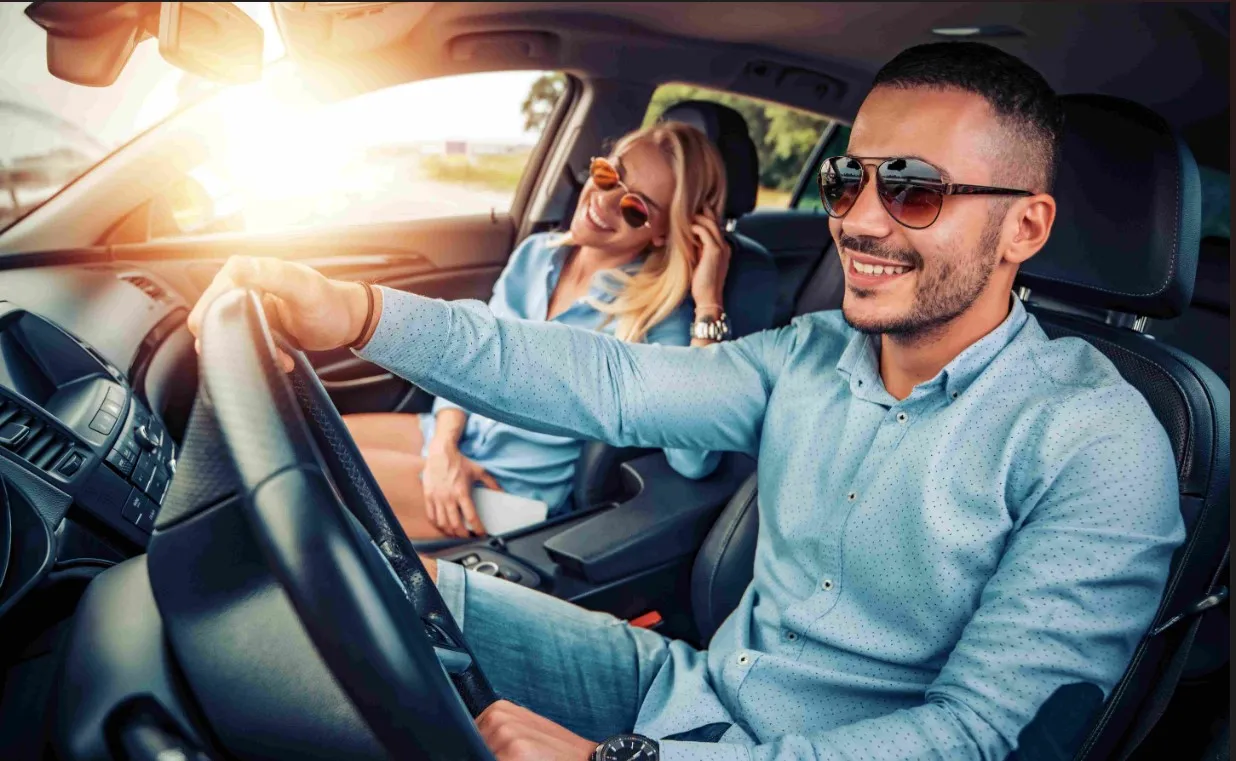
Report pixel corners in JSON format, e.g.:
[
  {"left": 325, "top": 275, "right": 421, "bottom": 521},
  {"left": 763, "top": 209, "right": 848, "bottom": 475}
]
[
  {"left": 589, "top": 156, "right": 652, "bottom": 229},
  {"left": 817, "top": 156, "right": 1033, "bottom": 229}
]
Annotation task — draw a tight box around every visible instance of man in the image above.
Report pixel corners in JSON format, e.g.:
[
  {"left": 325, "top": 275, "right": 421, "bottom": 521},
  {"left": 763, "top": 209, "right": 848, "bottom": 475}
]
[{"left": 189, "top": 42, "right": 1182, "bottom": 761}]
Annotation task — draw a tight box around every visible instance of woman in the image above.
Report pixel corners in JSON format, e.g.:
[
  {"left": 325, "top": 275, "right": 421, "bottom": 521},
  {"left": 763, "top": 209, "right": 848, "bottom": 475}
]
[{"left": 344, "top": 122, "right": 734, "bottom": 539}]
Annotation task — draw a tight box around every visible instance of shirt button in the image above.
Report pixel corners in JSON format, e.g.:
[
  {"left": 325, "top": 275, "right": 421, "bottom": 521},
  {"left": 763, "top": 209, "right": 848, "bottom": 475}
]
[
  {"left": 847, "top": 491, "right": 857, "bottom": 501},
  {"left": 785, "top": 630, "right": 798, "bottom": 641},
  {"left": 951, "top": 391, "right": 960, "bottom": 399},
  {"left": 896, "top": 412, "right": 908, "bottom": 424},
  {"left": 822, "top": 579, "right": 835, "bottom": 591},
  {"left": 737, "top": 652, "right": 751, "bottom": 665}
]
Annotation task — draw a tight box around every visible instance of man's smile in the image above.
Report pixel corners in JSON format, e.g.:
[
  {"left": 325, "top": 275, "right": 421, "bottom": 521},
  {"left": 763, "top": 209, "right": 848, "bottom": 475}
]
[{"left": 843, "top": 250, "right": 916, "bottom": 289}]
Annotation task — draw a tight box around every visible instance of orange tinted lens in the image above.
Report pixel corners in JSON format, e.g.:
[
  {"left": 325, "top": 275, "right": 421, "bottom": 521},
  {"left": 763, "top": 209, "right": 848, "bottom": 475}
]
[
  {"left": 619, "top": 194, "right": 649, "bottom": 228},
  {"left": 590, "top": 158, "right": 620, "bottom": 190}
]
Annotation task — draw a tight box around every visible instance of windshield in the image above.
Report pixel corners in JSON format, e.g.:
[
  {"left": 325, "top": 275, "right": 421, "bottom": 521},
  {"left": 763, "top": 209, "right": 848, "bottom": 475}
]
[{"left": 0, "top": 2, "right": 284, "bottom": 229}]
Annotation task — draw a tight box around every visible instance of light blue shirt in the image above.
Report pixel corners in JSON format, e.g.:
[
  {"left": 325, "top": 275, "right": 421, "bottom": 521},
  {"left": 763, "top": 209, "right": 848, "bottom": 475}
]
[
  {"left": 358, "top": 289, "right": 1183, "bottom": 760},
  {"left": 420, "top": 232, "right": 719, "bottom": 516}
]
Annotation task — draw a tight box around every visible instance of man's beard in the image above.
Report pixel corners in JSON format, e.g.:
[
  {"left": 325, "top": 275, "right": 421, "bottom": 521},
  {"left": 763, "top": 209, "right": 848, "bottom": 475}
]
[{"left": 840, "top": 215, "right": 1002, "bottom": 342}]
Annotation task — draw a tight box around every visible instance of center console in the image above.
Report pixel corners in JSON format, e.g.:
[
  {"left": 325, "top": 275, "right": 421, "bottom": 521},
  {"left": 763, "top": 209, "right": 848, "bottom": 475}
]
[{"left": 430, "top": 451, "right": 755, "bottom": 617}]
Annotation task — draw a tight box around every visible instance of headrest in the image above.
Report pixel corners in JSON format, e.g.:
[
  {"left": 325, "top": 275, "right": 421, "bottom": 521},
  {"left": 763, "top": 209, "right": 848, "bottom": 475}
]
[
  {"left": 1018, "top": 94, "right": 1201, "bottom": 319},
  {"left": 660, "top": 100, "right": 759, "bottom": 219}
]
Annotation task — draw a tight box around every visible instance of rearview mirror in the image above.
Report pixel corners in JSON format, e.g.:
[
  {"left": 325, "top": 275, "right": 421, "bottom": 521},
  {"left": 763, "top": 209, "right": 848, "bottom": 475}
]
[
  {"left": 24, "top": 1, "right": 159, "bottom": 87},
  {"left": 157, "top": 2, "right": 263, "bottom": 84},
  {"left": 24, "top": 1, "right": 263, "bottom": 87}
]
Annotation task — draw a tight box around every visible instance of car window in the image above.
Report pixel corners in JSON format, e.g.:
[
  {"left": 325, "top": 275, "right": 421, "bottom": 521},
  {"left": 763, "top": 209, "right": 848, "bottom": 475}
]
[
  {"left": 0, "top": 2, "right": 283, "bottom": 233},
  {"left": 152, "top": 70, "right": 567, "bottom": 238},
  {"left": 644, "top": 84, "right": 832, "bottom": 209},
  {"left": 792, "top": 124, "right": 852, "bottom": 212}
]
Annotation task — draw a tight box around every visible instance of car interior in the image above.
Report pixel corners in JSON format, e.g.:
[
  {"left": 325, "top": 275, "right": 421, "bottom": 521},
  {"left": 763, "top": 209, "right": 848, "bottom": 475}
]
[{"left": 0, "top": 3, "right": 1228, "bottom": 760}]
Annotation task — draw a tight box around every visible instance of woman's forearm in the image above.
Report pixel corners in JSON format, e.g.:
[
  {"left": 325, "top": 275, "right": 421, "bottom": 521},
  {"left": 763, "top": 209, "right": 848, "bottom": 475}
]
[{"left": 431, "top": 408, "right": 468, "bottom": 450}]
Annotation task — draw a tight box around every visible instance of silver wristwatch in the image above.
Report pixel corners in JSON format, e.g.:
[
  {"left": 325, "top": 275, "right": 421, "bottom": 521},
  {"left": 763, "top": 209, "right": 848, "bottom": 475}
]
[{"left": 691, "top": 312, "right": 731, "bottom": 341}]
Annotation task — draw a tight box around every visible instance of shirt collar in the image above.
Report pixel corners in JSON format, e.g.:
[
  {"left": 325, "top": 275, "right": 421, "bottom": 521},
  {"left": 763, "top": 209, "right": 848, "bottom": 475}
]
[{"left": 836, "top": 294, "right": 1030, "bottom": 404}]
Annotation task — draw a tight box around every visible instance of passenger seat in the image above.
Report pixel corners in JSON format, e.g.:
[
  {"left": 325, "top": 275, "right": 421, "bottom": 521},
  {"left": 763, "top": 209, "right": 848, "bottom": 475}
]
[{"left": 571, "top": 101, "right": 778, "bottom": 508}]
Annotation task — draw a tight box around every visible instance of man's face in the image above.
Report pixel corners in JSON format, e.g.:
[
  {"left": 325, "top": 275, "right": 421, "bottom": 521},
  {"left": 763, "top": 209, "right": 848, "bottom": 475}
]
[{"left": 831, "top": 87, "right": 1013, "bottom": 338}]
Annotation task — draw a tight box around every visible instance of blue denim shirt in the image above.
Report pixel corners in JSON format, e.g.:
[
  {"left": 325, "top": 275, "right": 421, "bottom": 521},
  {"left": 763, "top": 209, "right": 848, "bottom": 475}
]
[
  {"left": 359, "top": 289, "right": 1182, "bottom": 760},
  {"left": 420, "top": 232, "right": 719, "bottom": 516}
]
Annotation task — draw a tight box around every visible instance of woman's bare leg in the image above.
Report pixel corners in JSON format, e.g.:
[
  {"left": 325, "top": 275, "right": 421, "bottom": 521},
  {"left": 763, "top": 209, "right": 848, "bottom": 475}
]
[{"left": 343, "top": 414, "right": 446, "bottom": 539}]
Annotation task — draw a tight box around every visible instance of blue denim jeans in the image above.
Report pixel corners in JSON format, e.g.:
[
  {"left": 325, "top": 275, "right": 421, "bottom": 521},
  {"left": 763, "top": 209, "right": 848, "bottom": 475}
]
[{"left": 436, "top": 560, "right": 676, "bottom": 743}]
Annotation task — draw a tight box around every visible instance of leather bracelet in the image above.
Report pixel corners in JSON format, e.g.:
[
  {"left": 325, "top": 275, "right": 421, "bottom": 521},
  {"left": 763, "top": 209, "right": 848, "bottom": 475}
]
[{"left": 349, "top": 282, "right": 375, "bottom": 350}]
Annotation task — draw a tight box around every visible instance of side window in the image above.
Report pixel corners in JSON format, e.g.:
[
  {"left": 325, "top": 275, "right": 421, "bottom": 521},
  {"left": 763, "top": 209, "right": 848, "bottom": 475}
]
[
  {"left": 643, "top": 84, "right": 832, "bottom": 210},
  {"left": 151, "top": 70, "right": 566, "bottom": 239},
  {"left": 793, "top": 125, "right": 851, "bottom": 212}
]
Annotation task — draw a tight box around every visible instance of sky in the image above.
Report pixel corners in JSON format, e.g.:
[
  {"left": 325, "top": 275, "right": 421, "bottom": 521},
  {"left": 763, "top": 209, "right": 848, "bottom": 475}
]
[{"left": 0, "top": 2, "right": 545, "bottom": 157}]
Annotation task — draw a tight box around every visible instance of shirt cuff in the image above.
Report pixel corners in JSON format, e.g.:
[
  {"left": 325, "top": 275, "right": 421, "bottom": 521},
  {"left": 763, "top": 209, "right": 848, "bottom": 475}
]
[
  {"left": 658, "top": 740, "right": 750, "bottom": 761},
  {"left": 433, "top": 558, "right": 469, "bottom": 629},
  {"left": 353, "top": 286, "right": 453, "bottom": 375}
]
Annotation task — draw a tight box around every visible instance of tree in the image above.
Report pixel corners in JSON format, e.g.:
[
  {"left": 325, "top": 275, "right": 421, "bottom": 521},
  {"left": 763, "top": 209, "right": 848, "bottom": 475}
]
[
  {"left": 523, "top": 76, "right": 833, "bottom": 195},
  {"left": 644, "top": 84, "right": 830, "bottom": 192},
  {"left": 520, "top": 73, "right": 567, "bottom": 133}
]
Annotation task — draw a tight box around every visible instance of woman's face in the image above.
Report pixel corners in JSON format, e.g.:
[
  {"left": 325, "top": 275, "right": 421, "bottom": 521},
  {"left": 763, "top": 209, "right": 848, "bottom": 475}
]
[{"left": 569, "top": 139, "right": 675, "bottom": 254}]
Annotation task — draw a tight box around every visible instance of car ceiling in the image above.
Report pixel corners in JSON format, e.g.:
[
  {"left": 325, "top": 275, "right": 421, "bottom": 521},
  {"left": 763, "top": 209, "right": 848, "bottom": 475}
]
[{"left": 277, "top": 2, "right": 1229, "bottom": 166}]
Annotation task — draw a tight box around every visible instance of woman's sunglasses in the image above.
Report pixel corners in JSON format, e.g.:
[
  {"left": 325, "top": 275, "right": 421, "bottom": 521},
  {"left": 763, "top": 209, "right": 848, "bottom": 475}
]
[
  {"left": 817, "top": 155, "right": 1033, "bottom": 229},
  {"left": 589, "top": 156, "right": 652, "bottom": 229}
]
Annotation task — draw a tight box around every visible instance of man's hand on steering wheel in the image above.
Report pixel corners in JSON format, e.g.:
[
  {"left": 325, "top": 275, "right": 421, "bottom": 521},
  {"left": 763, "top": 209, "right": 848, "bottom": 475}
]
[
  {"left": 476, "top": 700, "right": 596, "bottom": 761},
  {"left": 187, "top": 255, "right": 374, "bottom": 367}
]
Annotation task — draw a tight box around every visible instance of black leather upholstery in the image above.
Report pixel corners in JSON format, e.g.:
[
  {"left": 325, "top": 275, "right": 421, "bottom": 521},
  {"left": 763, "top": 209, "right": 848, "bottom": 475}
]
[
  {"left": 660, "top": 100, "right": 760, "bottom": 219},
  {"left": 689, "top": 94, "right": 1229, "bottom": 759},
  {"left": 572, "top": 102, "right": 777, "bottom": 509},
  {"left": 690, "top": 471, "right": 759, "bottom": 641},
  {"left": 1018, "top": 95, "right": 1201, "bottom": 318}
]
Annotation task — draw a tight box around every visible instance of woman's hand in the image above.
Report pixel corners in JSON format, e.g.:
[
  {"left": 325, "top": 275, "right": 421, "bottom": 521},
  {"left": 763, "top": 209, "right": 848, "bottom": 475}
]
[
  {"left": 689, "top": 213, "right": 731, "bottom": 315},
  {"left": 422, "top": 439, "right": 498, "bottom": 538},
  {"left": 186, "top": 256, "right": 373, "bottom": 370}
]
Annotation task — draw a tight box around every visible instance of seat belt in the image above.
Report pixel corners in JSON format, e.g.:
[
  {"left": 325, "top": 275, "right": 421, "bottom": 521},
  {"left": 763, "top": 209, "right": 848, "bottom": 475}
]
[{"left": 1116, "top": 548, "right": 1230, "bottom": 760}]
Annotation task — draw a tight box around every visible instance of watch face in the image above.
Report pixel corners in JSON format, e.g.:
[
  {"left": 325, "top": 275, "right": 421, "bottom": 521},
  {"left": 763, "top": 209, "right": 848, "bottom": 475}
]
[{"left": 597, "top": 734, "right": 658, "bottom": 761}]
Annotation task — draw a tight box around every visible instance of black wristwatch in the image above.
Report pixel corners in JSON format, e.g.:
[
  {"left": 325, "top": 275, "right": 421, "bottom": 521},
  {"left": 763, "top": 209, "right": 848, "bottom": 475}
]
[{"left": 592, "top": 733, "right": 660, "bottom": 761}]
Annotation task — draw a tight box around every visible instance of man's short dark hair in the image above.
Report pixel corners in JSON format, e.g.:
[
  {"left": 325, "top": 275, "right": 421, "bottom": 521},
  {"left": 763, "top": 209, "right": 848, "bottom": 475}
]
[{"left": 872, "top": 42, "right": 1064, "bottom": 194}]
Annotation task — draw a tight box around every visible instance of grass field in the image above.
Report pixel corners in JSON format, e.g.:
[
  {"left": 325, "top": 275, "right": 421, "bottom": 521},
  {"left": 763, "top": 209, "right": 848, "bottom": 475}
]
[{"left": 418, "top": 152, "right": 531, "bottom": 193}]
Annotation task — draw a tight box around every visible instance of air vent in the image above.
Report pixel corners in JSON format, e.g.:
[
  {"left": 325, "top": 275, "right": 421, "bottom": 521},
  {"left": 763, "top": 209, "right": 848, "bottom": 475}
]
[
  {"left": 0, "top": 395, "right": 75, "bottom": 475},
  {"left": 118, "top": 273, "right": 171, "bottom": 304}
]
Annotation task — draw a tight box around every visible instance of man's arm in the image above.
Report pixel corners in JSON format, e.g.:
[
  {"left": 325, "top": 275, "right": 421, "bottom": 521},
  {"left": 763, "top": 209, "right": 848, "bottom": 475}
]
[
  {"left": 651, "top": 385, "right": 1183, "bottom": 761},
  {"left": 356, "top": 288, "right": 797, "bottom": 457}
]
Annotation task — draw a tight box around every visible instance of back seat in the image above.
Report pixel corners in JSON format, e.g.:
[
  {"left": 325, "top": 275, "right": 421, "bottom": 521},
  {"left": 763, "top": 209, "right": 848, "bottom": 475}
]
[{"left": 1147, "top": 235, "right": 1229, "bottom": 385}]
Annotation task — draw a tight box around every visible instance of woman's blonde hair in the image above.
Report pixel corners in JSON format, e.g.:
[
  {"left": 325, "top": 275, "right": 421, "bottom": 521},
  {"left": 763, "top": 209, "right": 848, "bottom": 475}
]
[{"left": 562, "top": 122, "right": 728, "bottom": 343}]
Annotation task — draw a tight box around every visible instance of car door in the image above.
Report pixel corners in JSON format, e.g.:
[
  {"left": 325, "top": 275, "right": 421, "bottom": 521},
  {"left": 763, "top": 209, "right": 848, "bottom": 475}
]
[{"left": 108, "top": 70, "right": 576, "bottom": 415}]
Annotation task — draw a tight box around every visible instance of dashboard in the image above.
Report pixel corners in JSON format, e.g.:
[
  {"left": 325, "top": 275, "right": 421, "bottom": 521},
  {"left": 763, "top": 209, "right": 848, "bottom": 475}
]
[{"left": 0, "top": 264, "right": 193, "bottom": 617}]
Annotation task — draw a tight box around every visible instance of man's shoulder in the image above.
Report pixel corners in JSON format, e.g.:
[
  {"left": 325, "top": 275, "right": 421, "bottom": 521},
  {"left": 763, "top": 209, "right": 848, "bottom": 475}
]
[
  {"left": 749, "top": 309, "right": 855, "bottom": 365},
  {"left": 1002, "top": 316, "right": 1172, "bottom": 457}
]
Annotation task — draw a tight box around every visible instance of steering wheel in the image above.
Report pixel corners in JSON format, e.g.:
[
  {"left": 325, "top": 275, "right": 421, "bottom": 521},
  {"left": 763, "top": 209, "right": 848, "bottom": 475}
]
[{"left": 197, "top": 289, "right": 498, "bottom": 760}]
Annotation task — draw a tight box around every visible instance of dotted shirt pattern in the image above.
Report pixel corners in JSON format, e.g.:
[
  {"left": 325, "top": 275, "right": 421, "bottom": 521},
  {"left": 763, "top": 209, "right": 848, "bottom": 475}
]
[{"left": 357, "top": 292, "right": 1183, "bottom": 761}]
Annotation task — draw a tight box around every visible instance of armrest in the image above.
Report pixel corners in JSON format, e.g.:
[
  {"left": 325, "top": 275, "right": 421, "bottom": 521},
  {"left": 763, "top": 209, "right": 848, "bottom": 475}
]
[
  {"left": 544, "top": 452, "right": 755, "bottom": 584},
  {"left": 572, "top": 441, "right": 655, "bottom": 508}
]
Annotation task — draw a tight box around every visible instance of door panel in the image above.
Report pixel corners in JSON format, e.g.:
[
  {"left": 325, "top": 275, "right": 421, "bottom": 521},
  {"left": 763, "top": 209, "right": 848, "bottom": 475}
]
[{"left": 118, "top": 213, "right": 514, "bottom": 414}]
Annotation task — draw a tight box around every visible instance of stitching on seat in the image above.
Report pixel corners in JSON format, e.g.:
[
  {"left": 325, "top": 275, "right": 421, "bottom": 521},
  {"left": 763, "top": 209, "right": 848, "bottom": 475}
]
[{"left": 703, "top": 479, "right": 758, "bottom": 634}]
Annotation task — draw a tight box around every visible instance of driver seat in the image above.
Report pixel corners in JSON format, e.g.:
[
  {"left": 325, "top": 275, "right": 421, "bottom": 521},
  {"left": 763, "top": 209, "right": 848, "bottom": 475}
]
[{"left": 688, "top": 94, "right": 1229, "bottom": 759}]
